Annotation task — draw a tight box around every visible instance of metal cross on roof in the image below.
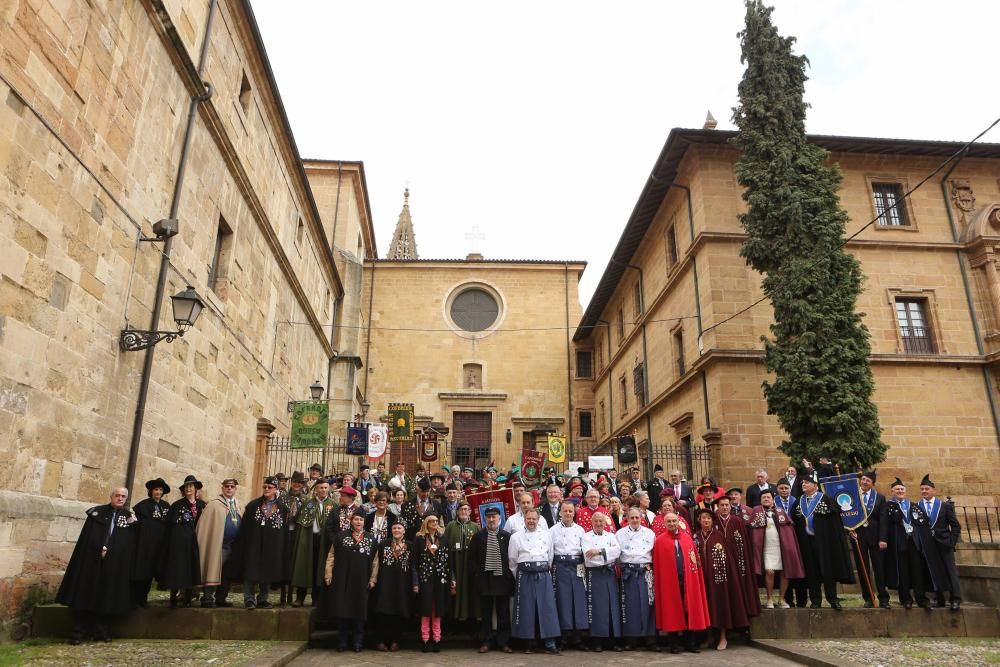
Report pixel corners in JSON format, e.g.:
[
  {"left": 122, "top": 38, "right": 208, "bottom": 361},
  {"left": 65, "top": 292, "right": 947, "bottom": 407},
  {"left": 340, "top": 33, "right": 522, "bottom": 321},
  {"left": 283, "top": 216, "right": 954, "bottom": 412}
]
[{"left": 465, "top": 226, "right": 486, "bottom": 253}]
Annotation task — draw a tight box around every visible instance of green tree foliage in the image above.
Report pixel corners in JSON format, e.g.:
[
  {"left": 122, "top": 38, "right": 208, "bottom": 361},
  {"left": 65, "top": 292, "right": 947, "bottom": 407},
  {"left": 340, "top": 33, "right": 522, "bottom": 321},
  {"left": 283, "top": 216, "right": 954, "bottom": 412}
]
[{"left": 731, "top": 0, "right": 886, "bottom": 470}]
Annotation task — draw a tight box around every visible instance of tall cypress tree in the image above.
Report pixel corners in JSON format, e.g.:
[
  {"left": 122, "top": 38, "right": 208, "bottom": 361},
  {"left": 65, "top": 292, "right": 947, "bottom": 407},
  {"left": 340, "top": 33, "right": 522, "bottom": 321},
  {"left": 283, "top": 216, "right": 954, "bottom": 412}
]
[{"left": 731, "top": 0, "right": 886, "bottom": 470}]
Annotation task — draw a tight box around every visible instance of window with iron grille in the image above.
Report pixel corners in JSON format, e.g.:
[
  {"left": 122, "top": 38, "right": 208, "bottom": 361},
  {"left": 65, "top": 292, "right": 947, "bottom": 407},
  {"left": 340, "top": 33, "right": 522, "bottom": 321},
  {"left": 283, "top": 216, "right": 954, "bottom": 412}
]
[
  {"left": 632, "top": 363, "right": 646, "bottom": 407},
  {"left": 673, "top": 327, "right": 686, "bottom": 376},
  {"left": 895, "top": 298, "right": 935, "bottom": 353},
  {"left": 576, "top": 350, "right": 594, "bottom": 379},
  {"left": 633, "top": 281, "right": 643, "bottom": 318},
  {"left": 873, "top": 182, "right": 909, "bottom": 227},
  {"left": 579, "top": 411, "right": 593, "bottom": 438},
  {"left": 666, "top": 224, "right": 679, "bottom": 267}
]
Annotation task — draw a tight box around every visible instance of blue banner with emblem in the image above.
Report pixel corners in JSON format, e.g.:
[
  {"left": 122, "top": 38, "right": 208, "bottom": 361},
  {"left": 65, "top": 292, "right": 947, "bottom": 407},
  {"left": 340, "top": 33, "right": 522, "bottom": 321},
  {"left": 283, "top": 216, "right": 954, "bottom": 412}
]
[
  {"left": 347, "top": 423, "right": 369, "bottom": 455},
  {"left": 819, "top": 473, "right": 869, "bottom": 530}
]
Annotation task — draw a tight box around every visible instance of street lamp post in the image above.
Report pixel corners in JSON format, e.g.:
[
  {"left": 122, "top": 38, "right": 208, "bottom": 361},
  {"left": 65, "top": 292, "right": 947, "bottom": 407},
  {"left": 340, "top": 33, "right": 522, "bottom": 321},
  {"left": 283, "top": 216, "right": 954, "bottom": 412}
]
[{"left": 119, "top": 285, "right": 206, "bottom": 351}]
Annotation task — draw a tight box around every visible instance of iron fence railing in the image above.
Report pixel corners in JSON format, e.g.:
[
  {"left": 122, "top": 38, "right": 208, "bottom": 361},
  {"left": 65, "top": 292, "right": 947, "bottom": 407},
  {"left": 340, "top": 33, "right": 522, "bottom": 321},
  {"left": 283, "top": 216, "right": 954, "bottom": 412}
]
[
  {"left": 264, "top": 435, "right": 367, "bottom": 478},
  {"left": 953, "top": 504, "right": 1000, "bottom": 544}
]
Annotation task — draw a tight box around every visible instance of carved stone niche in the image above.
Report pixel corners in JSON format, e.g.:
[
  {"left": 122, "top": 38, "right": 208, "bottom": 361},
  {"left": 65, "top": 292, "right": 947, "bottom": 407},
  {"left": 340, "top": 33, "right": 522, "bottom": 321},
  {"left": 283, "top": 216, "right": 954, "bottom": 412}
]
[{"left": 463, "top": 363, "right": 483, "bottom": 390}]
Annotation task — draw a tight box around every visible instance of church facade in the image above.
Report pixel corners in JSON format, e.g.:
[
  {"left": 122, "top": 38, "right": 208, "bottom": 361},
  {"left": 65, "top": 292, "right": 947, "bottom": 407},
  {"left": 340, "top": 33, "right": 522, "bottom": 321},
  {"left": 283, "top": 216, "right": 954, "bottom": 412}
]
[{"left": 572, "top": 126, "right": 1000, "bottom": 504}]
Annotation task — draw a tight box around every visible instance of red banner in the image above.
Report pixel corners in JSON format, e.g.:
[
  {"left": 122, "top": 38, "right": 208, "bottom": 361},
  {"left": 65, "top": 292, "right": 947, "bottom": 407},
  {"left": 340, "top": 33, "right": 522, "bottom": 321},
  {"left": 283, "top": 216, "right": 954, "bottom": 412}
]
[
  {"left": 420, "top": 431, "right": 438, "bottom": 462},
  {"left": 466, "top": 488, "right": 516, "bottom": 530},
  {"left": 520, "top": 449, "right": 547, "bottom": 489}
]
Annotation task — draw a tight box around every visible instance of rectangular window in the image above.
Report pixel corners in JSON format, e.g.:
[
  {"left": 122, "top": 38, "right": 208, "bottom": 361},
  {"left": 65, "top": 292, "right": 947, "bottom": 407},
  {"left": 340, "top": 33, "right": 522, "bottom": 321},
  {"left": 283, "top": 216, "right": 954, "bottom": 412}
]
[
  {"left": 579, "top": 411, "right": 593, "bottom": 438},
  {"left": 596, "top": 340, "right": 604, "bottom": 371},
  {"left": 209, "top": 215, "right": 233, "bottom": 293},
  {"left": 666, "top": 224, "right": 679, "bottom": 267},
  {"left": 895, "top": 298, "right": 935, "bottom": 353},
  {"left": 239, "top": 71, "right": 252, "bottom": 114},
  {"left": 576, "top": 350, "right": 594, "bottom": 379},
  {"left": 633, "top": 281, "right": 643, "bottom": 318},
  {"left": 873, "top": 182, "right": 909, "bottom": 227},
  {"left": 619, "top": 376, "right": 628, "bottom": 414},
  {"left": 618, "top": 307, "right": 625, "bottom": 343},
  {"left": 632, "top": 363, "right": 646, "bottom": 407},
  {"left": 673, "top": 327, "right": 686, "bottom": 376}
]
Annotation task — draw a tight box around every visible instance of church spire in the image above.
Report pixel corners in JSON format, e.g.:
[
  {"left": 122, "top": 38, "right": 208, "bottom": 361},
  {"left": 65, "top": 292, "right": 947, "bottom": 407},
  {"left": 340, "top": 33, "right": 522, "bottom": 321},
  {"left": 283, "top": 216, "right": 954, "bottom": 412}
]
[{"left": 387, "top": 188, "right": 418, "bottom": 259}]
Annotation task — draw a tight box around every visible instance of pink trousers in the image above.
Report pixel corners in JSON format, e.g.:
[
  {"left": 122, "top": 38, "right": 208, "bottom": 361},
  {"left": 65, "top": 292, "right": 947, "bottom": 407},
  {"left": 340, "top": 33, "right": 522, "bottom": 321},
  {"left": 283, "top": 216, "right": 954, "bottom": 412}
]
[{"left": 420, "top": 611, "right": 442, "bottom": 642}]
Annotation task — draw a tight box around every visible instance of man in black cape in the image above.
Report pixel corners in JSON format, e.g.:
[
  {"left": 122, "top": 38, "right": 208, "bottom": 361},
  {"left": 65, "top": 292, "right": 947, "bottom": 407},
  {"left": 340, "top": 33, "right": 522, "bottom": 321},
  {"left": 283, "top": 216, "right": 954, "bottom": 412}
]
[
  {"left": 400, "top": 477, "right": 443, "bottom": 541},
  {"left": 852, "top": 470, "right": 890, "bottom": 608},
  {"left": 234, "top": 476, "right": 288, "bottom": 609},
  {"left": 916, "top": 474, "right": 962, "bottom": 610},
  {"left": 57, "top": 487, "right": 138, "bottom": 644},
  {"left": 791, "top": 476, "right": 854, "bottom": 609}
]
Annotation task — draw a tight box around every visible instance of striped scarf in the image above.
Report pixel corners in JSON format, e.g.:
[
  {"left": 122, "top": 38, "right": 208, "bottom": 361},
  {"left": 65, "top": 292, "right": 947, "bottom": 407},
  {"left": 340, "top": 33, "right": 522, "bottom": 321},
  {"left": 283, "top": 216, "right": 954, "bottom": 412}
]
[{"left": 485, "top": 529, "right": 502, "bottom": 575}]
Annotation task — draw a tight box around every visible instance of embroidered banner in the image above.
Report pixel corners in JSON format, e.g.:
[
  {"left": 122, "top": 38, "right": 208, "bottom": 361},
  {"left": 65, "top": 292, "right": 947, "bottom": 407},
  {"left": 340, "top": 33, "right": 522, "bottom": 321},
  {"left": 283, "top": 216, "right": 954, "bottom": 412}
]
[
  {"left": 466, "top": 488, "right": 516, "bottom": 530},
  {"left": 291, "top": 402, "right": 328, "bottom": 449},
  {"left": 820, "top": 472, "right": 868, "bottom": 530},
  {"left": 388, "top": 403, "right": 414, "bottom": 442},
  {"left": 420, "top": 430, "right": 439, "bottom": 462},
  {"left": 367, "top": 423, "right": 388, "bottom": 459},
  {"left": 347, "top": 423, "right": 369, "bottom": 455},
  {"left": 546, "top": 434, "right": 567, "bottom": 463},
  {"left": 520, "top": 449, "right": 547, "bottom": 488}
]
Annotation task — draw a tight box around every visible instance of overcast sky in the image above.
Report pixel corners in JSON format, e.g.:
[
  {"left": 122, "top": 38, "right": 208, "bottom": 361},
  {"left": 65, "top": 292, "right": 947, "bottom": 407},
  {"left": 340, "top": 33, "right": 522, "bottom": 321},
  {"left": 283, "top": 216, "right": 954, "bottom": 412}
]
[{"left": 251, "top": 0, "right": 1000, "bottom": 307}]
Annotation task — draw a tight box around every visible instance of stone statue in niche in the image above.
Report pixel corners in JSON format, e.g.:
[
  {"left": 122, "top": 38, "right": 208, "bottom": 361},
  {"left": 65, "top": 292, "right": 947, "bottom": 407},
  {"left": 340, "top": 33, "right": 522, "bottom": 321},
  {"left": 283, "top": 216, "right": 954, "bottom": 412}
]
[
  {"left": 951, "top": 179, "right": 977, "bottom": 223},
  {"left": 463, "top": 363, "right": 482, "bottom": 390}
]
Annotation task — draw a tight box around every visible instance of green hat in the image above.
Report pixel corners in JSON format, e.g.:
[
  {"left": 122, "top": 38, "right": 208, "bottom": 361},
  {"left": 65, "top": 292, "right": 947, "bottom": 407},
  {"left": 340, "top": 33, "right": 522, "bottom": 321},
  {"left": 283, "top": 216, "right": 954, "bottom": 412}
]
[
  {"left": 486, "top": 466, "right": 497, "bottom": 473},
  {"left": 496, "top": 475, "right": 508, "bottom": 483},
  {"left": 510, "top": 465, "right": 521, "bottom": 474}
]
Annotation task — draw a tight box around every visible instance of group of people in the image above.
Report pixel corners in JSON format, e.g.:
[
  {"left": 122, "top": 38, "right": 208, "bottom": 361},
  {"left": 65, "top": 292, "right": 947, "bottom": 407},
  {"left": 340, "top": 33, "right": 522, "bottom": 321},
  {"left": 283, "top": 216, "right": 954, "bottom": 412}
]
[{"left": 55, "top": 456, "right": 963, "bottom": 653}]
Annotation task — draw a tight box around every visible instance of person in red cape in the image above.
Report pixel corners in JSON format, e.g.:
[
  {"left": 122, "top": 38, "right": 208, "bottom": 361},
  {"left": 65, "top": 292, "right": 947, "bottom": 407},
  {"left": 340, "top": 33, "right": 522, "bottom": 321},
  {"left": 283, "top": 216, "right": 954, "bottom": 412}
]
[
  {"left": 651, "top": 496, "right": 691, "bottom": 536},
  {"left": 747, "top": 488, "right": 804, "bottom": 609},
  {"left": 653, "top": 511, "right": 710, "bottom": 654},
  {"left": 576, "top": 488, "right": 616, "bottom": 533},
  {"left": 693, "top": 509, "right": 750, "bottom": 651},
  {"left": 694, "top": 477, "right": 727, "bottom": 510}
]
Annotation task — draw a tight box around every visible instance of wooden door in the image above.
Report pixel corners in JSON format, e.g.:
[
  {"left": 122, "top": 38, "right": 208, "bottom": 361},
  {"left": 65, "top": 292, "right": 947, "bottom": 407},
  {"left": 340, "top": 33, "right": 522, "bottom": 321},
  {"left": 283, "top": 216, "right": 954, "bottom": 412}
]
[{"left": 452, "top": 412, "right": 492, "bottom": 473}]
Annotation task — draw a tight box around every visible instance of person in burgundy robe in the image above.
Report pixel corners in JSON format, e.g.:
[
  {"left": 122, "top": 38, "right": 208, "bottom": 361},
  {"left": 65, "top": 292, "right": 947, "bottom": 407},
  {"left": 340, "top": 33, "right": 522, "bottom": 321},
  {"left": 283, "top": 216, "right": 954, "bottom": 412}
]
[
  {"left": 576, "top": 489, "right": 616, "bottom": 533},
  {"left": 652, "top": 511, "right": 710, "bottom": 654},
  {"left": 747, "top": 489, "right": 805, "bottom": 608},
  {"left": 714, "top": 496, "right": 761, "bottom": 620},
  {"left": 693, "top": 509, "right": 750, "bottom": 650}
]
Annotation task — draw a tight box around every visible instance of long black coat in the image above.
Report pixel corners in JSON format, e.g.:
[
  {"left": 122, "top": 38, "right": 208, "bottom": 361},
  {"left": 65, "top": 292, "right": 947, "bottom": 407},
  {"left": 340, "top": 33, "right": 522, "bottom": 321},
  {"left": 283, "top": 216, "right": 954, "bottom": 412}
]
[
  {"left": 327, "top": 530, "right": 378, "bottom": 620},
  {"left": 235, "top": 496, "right": 289, "bottom": 583},
  {"left": 160, "top": 498, "right": 205, "bottom": 589},
  {"left": 130, "top": 498, "right": 170, "bottom": 581},
  {"left": 746, "top": 483, "right": 779, "bottom": 508},
  {"left": 411, "top": 535, "right": 452, "bottom": 616},
  {"left": 910, "top": 499, "right": 961, "bottom": 592},
  {"left": 880, "top": 499, "right": 931, "bottom": 590},
  {"left": 57, "top": 504, "right": 138, "bottom": 614},
  {"left": 468, "top": 528, "right": 514, "bottom": 597},
  {"left": 791, "top": 493, "right": 854, "bottom": 584},
  {"left": 855, "top": 491, "right": 887, "bottom": 547},
  {"left": 372, "top": 539, "right": 414, "bottom": 616}
]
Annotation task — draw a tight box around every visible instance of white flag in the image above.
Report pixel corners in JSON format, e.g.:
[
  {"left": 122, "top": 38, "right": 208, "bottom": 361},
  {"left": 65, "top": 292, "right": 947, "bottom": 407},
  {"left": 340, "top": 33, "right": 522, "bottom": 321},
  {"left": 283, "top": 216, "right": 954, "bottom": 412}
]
[{"left": 368, "top": 423, "right": 388, "bottom": 459}]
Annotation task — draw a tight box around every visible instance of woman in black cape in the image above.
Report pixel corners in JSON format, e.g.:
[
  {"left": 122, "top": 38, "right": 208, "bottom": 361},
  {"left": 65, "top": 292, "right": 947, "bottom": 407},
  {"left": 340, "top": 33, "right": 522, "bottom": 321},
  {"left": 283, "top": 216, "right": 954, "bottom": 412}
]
[
  {"left": 369, "top": 520, "right": 413, "bottom": 651},
  {"left": 160, "top": 475, "right": 205, "bottom": 606},
  {"left": 130, "top": 478, "right": 171, "bottom": 606},
  {"left": 411, "top": 514, "right": 454, "bottom": 653}
]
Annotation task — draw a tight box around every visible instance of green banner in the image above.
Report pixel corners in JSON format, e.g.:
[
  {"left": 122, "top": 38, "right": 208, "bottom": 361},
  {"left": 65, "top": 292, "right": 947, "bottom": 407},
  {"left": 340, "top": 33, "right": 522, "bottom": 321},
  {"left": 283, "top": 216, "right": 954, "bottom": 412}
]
[
  {"left": 291, "top": 402, "right": 328, "bottom": 449},
  {"left": 389, "top": 403, "right": 414, "bottom": 442}
]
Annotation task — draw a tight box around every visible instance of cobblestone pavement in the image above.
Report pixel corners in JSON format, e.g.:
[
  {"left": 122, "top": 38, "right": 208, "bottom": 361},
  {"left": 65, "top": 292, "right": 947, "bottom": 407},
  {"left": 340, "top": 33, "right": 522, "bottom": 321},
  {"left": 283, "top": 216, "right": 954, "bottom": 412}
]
[
  {"left": 289, "top": 644, "right": 800, "bottom": 666},
  {"left": 780, "top": 638, "right": 1000, "bottom": 666},
  {"left": 0, "top": 638, "right": 283, "bottom": 666}
]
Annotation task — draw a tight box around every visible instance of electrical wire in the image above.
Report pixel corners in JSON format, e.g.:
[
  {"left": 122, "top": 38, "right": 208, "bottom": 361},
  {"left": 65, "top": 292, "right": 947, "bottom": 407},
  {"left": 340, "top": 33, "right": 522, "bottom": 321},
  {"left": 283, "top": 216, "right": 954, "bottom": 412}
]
[{"left": 701, "top": 114, "right": 1000, "bottom": 336}]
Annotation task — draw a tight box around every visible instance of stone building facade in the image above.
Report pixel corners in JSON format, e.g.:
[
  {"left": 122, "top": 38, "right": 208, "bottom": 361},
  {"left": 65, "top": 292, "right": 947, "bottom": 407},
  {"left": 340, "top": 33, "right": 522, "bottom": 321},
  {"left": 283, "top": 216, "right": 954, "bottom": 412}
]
[
  {"left": 360, "top": 254, "right": 587, "bottom": 473},
  {"left": 573, "top": 127, "right": 1000, "bottom": 504},
  {"left": 0, "top": 0, "right": 354, "bottom": 627}
]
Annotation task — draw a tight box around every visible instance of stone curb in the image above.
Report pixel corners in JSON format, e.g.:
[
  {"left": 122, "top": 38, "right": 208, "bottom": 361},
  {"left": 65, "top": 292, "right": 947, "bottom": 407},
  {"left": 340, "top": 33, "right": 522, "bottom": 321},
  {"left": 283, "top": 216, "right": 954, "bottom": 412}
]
[
  {"left": 243, "top": 640, "right": 308, "bottom": 667},
  {"left": 751, "top": 639, "right": 847, "bottom": 666}
]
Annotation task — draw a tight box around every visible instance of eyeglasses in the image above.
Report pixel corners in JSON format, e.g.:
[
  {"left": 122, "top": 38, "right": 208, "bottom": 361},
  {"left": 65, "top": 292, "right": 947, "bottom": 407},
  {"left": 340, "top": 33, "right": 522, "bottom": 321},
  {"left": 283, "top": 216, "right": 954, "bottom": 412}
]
[
  {"left": 263, "top": 484, "right": 276, "bottom": 489},
  {"left": 222, "top": 484, "right": 236, "bottom": 488}
]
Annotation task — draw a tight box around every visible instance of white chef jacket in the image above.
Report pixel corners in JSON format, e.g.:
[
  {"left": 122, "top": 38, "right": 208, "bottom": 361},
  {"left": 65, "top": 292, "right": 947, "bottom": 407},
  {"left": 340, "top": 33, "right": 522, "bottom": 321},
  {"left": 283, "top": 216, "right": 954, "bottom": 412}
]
[
  {"left": 504, "top": 511, "right": 549, "bottom": 535},
  {"left": 507, "top": 527, "right": 554, "bottom": 576},
  {"left": 582, "top": 530, "right": 621, "bottom": 568},
  {"left": 550, "top": 521, "right": 585, "bottom": 556},
  {"left": 616, "top": 525, "right": 655, "bottom": 564}
]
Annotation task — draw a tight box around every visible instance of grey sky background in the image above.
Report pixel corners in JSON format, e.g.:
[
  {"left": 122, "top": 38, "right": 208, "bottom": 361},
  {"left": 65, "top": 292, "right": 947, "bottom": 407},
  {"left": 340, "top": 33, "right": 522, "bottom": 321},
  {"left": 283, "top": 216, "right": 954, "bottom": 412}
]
[{"left": 251, "top": 1, "right": 1000, "bottom": 307}]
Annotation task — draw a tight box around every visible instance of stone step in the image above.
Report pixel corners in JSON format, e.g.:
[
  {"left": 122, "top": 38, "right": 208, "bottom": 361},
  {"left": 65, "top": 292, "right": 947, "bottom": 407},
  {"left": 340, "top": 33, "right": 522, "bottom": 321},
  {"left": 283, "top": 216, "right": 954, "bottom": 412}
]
[
  {"left": 32, "top": 605, "right": 314, "bottom": 641},
  {"left": 749, "top": 606, "right": 1000, "bottom": 639}
]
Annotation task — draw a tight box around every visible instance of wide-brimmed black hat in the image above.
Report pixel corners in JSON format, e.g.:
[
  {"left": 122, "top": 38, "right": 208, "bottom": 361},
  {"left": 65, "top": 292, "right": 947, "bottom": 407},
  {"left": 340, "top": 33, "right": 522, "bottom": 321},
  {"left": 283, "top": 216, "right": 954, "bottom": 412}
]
[
  {"left": 309, "top": 462, "right": 323, "bottom": 472},
  {"left": 145, "top": 478, "right": 170, "bottom": 494},
  {"left": 179, "top": 474, "right": 203, "bottom": 490},
  {"left": 290, "top": 471, "right": 307, "bottom": 484}
]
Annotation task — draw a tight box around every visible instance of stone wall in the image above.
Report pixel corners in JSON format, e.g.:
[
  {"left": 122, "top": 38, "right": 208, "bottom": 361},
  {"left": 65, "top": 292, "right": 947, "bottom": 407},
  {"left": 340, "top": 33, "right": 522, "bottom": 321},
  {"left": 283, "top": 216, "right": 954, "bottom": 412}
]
[
  {"left": 0, "top": 0, "right": 342, "bottom": 624},
  {"left": 577, "top": 138, "right": 1000, "bottom": 501}
]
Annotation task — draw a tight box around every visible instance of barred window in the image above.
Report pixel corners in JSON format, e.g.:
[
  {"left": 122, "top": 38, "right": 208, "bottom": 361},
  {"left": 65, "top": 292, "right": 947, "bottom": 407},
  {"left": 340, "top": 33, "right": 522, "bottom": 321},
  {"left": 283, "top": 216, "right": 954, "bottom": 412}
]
[
  {"left": 579, "top": 411, "right": 593, "bottom": 438},
  {"left": 895, "top": 298, "right": 935, "bottom": 354},
  {"left": 632, "top": 363, "right": 646, "bottom": 407},
  {"left": 873, "top": 182, "right": 909, "bottom": 227},
  {"left": 576, "top": 350, "right": 594, "bottom": 379}
]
